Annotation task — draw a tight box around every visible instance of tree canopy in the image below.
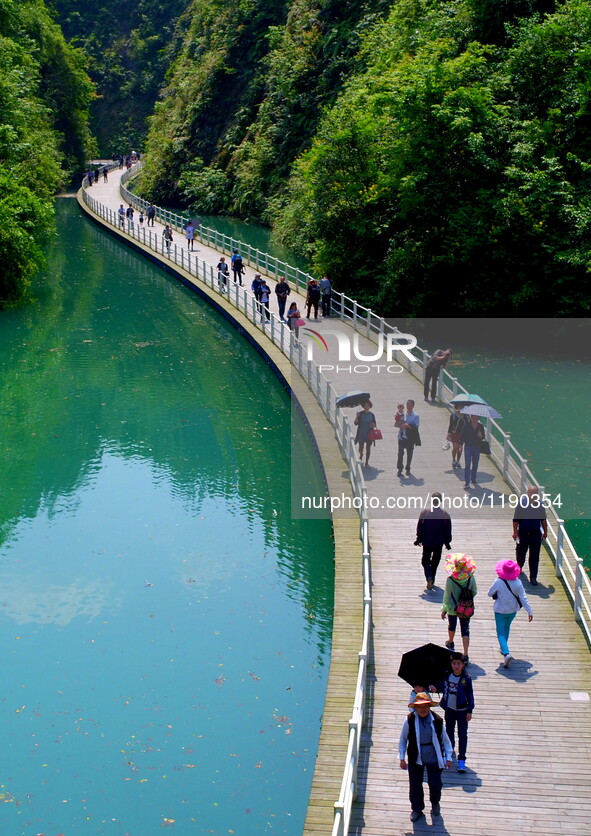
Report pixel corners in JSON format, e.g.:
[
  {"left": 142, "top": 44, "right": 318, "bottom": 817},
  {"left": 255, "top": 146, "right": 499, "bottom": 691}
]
[{"left": 0, "top": 0, "right": 94, "bottom": 307}]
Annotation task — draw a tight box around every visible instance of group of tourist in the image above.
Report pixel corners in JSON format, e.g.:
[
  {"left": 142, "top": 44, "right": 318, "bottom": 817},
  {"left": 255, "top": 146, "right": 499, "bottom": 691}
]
[
  {"left": 399, "top": 546, "right": 535, "bottom": 823},
  {"left": 347, "top": 349, "right": 546, "bottom": 823}
]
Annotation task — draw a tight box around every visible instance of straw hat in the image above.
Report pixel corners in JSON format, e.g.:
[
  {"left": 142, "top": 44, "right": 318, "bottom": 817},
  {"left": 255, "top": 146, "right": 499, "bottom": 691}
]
[
  {"left": 408, "top": 692, "right": 439, "bottom": 708},
  {"left": 496, "top": 559, "right": 521, "bottom": 580},
  {"left": 445, "top": 553, "right": 476, "bottom": 581}
]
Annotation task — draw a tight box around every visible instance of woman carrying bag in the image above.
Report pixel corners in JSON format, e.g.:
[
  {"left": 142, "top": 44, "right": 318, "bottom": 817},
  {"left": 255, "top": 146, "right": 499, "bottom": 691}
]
[
  {"left": 487, "top": 559, "right": 533, "bottom": 668},
  {"left": 354, "top": 400, "right": 378, "bottom": 468}
]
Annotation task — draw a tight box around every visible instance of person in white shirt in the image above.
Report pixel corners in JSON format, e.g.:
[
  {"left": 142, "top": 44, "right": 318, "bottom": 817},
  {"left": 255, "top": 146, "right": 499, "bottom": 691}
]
[{"left": 487, "top": 558, "right": 533, "bottom": 668}]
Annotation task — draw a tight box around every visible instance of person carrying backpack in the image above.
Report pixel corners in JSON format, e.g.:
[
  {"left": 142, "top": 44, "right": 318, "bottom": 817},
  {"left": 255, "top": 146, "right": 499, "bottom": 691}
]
[
  {"left": 441, "top": 554, "right": 477, "bottom": 662},
  {"left": 231, "top": 250, "right": 245, "bottom": 285}
]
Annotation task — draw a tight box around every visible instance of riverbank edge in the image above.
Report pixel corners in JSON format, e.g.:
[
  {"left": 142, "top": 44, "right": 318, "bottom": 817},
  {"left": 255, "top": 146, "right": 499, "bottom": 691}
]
[{"left": 76, "top": 187, "right": 362, "bottom": 835}]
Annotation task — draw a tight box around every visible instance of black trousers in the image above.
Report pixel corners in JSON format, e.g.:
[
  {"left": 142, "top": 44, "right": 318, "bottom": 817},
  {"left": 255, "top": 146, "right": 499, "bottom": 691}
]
[
  {"left": 322, "top": 294, "right": 331, "bottom": 316},
  {"left": 424, "top": 366, "right": 440, "bottom": 399},
  {"left": 408, "top": 761, "right": 442, "bottom": 813},
  {"left": 515, "top": 533, "right": 542, "bottom": 581},
  {"left": 421, "top": 545, "right": 443, "bottom": 582},
  {"left": 397, "top": 439, "right": 415, "bottom": 472}
]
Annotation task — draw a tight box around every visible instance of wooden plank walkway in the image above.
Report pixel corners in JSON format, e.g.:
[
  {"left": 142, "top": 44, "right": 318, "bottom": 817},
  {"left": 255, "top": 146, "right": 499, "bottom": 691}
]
[{"left": 78, "top": 168, "right": 591, "bottom": 836}]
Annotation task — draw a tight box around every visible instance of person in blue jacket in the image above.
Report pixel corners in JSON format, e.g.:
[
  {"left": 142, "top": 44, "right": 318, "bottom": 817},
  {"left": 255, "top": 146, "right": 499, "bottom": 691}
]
[{"left": 434, "top": 652, "right": 474, "bottom": 773}]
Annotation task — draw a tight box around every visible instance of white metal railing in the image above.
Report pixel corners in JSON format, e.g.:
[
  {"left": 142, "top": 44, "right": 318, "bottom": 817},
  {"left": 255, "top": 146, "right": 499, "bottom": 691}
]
[{"left": 81, "top": 171, "right": 589, "bottom": 836}]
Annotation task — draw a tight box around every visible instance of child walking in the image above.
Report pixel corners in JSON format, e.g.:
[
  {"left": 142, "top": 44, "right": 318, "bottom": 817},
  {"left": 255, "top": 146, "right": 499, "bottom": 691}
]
[{"left": 436, "top": 652, "right": 474, "bottom": 773}]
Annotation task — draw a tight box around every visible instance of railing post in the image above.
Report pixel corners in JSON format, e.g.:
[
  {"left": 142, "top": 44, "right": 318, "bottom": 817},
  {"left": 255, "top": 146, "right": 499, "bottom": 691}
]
[
  {"left": 502, "top": 432, "right": 511, "bottom": 480},
  {"left": 574, "top": 559, "right": 584, "bottom": 622},
  {"left": 519, "top": 456, "right": 527, "bottom": 495},
  {"left": 555, "top": 519, "right": 565, "bottom": 578}
]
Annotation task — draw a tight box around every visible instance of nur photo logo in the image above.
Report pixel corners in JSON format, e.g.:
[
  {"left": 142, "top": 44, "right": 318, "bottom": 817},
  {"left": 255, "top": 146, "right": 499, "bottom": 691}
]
[{"left": 302, "top": 327, "right": 419, "bottom": 374}]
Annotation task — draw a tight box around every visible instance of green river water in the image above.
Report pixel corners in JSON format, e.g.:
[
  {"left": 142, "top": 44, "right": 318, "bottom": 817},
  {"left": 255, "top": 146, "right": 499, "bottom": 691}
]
[{"left": 0, "top": 200, "right": 334, "bottom": 835}]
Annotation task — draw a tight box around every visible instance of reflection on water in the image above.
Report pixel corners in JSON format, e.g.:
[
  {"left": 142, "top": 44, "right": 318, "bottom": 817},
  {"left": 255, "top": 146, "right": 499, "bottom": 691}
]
[{"left": 0, "top": 200, "right": 333, "bottom": 835}]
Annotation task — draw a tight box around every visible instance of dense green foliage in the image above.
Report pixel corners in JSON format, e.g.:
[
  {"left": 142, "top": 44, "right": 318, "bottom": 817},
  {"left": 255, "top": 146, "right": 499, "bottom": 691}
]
[
  {"left": 272, "top": 0, "right": 591, "bottom": 314},
  {"left": 134, "top": 0, "right": 591, "bottom": 315},
  {"left": 49, "top": 0, "right": 190, "bottom": 154},
  {"left": 138, "top": 0, "right": 391, "bottom": 214},
  {"left": 0, "top": 0, "right": 94, "bottom": 307}
]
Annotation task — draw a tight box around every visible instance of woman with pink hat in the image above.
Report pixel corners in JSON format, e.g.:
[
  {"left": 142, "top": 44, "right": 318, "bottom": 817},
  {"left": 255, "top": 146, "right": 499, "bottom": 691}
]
[
  {"left": 487, "top": 559, "right": 533, "bottom": 668},
  {"left": 441, "top": 554, "right": 477, "bottom": 660}
]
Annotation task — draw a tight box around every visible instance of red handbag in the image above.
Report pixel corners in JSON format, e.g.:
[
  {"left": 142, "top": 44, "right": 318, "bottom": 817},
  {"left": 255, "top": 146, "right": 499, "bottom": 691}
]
[{"left": 367, "top": 428, "right": 383, "bottom": 441}]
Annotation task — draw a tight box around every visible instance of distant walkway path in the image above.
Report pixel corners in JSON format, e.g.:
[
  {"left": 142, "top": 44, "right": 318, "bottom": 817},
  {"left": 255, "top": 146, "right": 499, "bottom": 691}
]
[{"left": 79, "top": 167, "right": 591, "bottom": 836}]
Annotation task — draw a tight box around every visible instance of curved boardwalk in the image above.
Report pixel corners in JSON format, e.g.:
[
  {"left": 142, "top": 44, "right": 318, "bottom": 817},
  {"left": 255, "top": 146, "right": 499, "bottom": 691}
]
[{"left": 79, "top": 167, "right": 591, "bottom": 836}]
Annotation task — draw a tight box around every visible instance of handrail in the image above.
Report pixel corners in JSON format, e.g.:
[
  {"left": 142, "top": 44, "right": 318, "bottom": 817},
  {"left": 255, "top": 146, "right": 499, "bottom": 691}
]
[{"left": 82, "top": 170, "right": 590, "bottom": 836}]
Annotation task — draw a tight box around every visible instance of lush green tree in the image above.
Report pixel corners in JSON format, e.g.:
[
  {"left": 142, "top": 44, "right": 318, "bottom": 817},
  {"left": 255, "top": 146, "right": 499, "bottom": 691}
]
[
  {"left": 272, "top": 0, "right": 591, "bottom": 315},
  {"left": 0, "top": 0, "right": 93, "bottom": 306},
  {"left": 49, "top": 0, "right": 189, "bottom": 154}
]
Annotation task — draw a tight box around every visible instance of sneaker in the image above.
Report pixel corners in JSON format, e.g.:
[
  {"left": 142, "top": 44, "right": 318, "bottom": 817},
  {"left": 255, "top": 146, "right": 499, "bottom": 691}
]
[
  {"left": 457, "top": 760, "right": 466, "bottom": 773},
  {"left": 397, "top": 470, "right": 403, "bottom": 477},
  {"left": 471, "top": 481, "right": 477, "bottom": 487},
  {"left": 445, "top": 640, "right": 455, "bottom": 650},
  {"left": 410, "top": 811, "right": 424, "bottom": 822},
  {"left": 463, "top": 483, "right": 470, "bottom": 489},
  {"left": 431, "top": 803, "right": 441, "bottom": 816},
  {"left": 426, "top": 579, "right": 434, "bottom": 590},
  {"left": 405, "top": 468, "right": 411, "bottom": 476},
  {"left": 530, "top": 578, "right": 538, "bottom": 586},
  {"left": 504, "top": 654, "right": 513, "bottom": 668}
]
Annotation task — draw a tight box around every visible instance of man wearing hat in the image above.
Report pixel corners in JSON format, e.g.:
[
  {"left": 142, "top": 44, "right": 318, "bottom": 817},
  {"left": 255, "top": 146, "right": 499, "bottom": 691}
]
[{"left": 399, "top": 692, "right": 453, "bottom": 823}]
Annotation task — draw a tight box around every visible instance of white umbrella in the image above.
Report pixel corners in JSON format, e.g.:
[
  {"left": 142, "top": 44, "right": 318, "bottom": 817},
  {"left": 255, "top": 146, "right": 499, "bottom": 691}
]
[{"left": 461, "top": 403, "right": 502, "bottom": 419}]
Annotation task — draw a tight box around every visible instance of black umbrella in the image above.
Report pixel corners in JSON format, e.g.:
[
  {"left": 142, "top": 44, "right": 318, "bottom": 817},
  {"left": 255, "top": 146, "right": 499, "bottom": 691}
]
[
  {"left": 336, "top": 390, "right": 371, "bottom": 409},
  {"left": 398, "top": 643, "right": 452, "bottom": 690}
]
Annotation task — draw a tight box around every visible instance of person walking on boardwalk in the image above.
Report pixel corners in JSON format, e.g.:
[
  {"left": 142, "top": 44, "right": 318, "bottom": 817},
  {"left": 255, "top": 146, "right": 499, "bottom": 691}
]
[
  {"left": 513, "top": 486, "right": 548, "bottom": 585},
  {"left": 231, "top": 250, "right": 245, "bottom": 285},
  {"left": 435, "top": 652, "right": 474, "bottom": 773},
  {"left": 441, "top": 553, "right": 477, "bottom": 660},
  {"left": 162, "top": 224, "right": 173, "bottom": 255},
  {"left": 147, "top": 204, "right": 156, "bottom": 227},
  {"left": 424, "top": 349, "right": 452, "bottom": 401},
  {"left": 102, "top": 166, "right": 108, "bottom": 182},
  {"left": 126, "top": 205, "right": 134, "bottom": 231},
  {"left": 395, "top": 399, "right": 420, "bottom": 477},
  {"left": 118, "top": 204, "right": 126, "bottom": 227},
  {"left": 399, "top": 692, "right": 452, "bottom": 823},
  {"left": 460, "top": 413, "right": 485, "bottom": 488},
  {"left": 319, "top": 275, "right": 332, "bottom": 317},
  {"left": 275, "top": 276, "right": 291, "bottom": 321},
  {"left": 415, "top": 492, "right": 452, "bottom": 590},
  {"left": 305, "top": 279, "right": 320, "bottom": 319},
  {"left": 185, "top": 220, "right": 196, "bottom": 251},
  {"left": 251, "top": 274, "right": 263, "bottom": 303},
  {"left": 447, "top": 403, "right": 466, "bottom": 469},
  {"left": 259, "top": 280, "right": 271, "bottom": 321},
  {"left": 354, "top": 400, "right": 377, "bottom": 468},
  {"left": 487, "top": 558, "right": 533, "bottom": 668},
  {"left": 217, "top": 256, "right": 229, "bottom": 291},
  {"left": 286, "top": 302, "right": 302, "bottom": 339}
]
